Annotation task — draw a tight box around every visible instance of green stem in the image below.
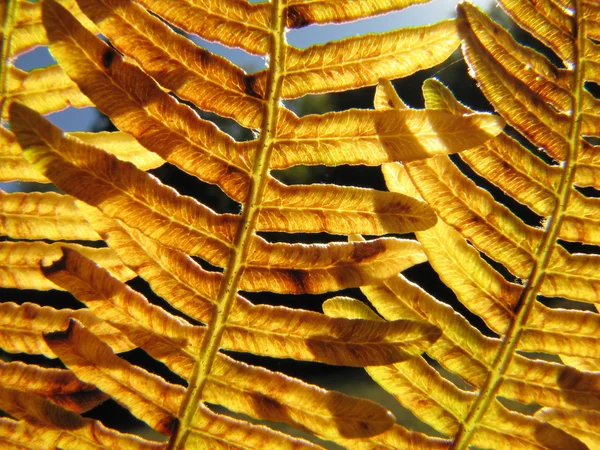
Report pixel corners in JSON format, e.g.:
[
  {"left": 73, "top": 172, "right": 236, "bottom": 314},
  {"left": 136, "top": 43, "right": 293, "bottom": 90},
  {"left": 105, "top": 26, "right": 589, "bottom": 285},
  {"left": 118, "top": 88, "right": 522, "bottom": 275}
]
[{"left": 166, "top": 1, "right": 287, "bottom": 448}]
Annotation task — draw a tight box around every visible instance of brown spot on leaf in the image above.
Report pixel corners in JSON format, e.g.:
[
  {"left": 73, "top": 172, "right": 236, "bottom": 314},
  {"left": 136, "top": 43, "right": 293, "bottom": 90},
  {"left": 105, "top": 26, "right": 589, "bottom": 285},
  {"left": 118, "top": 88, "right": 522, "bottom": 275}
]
[
  {"left": 197, "top": 47, "right": 211, "bottom": 69},
  {"left": 286, "top": 6, "right": 311, "bottom": 28},
  {"left": 44, "top": 318, "right": 76, "bottom": 344},
  {"left": 41, "top": 247, "right": 69, "bottom": 276},
  {"left": 156, "top": 415, "right": 179, "bottom": 436},
  {"left": 351, "top": 240, "right": 383, "bottom": 263},
  {"left": 287, "top": 269, "right": 309, "bottom": 293},
  {"left": 243, "top": 75, "right": 262, "bottom": 99},
  {"left": 101, "top": 48, "right": 119, "bottom": 70}
]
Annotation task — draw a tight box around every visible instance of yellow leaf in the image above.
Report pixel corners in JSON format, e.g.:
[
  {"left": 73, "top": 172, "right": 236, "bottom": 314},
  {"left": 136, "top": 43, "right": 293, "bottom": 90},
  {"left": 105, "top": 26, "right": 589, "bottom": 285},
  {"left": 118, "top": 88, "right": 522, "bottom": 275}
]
[
  {"left": 228, "top": 301, "right": 441, "bottom": 366},
  {"left": 3, "top": 65, "right": 91, "bottom": 117},
  {"left": 8, "top": 0, "right": 98, "bottom": 57},
  {"left": 0, "top": 128, "right": 163, "bottom": 183},
  {"left": 323, "top": 296, "right": 383, "bottom": 322},
  {"left": 42, "top": 1, "right": 251, "bottom": 201},
  {"left": 333, "top": 423, "right": 451, "bottom": 450},
  {"left": 0, "top": 127, "right": 49, "bottom": 183},
  {"left": 258, "top": 179, "right": 436, "bottom": 235},
  {"left": 494, "top": 0, "right": 573, "bottom": 62},
  {"left": 38, "top": 238, "right": 401, "bottom": 437},
  {"left": 0, "top": 361, "right": 107, "bottom": 414},
  {"left": 207, "top": 354, "right": 395, "bottom": 439},
  {"left": 0, "top": 191, "right": 100, "bottom": 241},
  {"left": 244, "top": 237, "right": 427, "bottom": 294},
  {"left": 422, "top": 77, "right": 600, "bottom": 245},
  {"left": 536, "top": 408, "right": 600, "bottom": 450},
  {"left": 271, "top": 108, "right": 504, "bottom": 168},
  {"left": 45, "top": 320, "right": 183, "bottom": 436},
  {"left": 69, "top": 131, "right": 165, "bottom": 171},
  {"left": 0, "top": 302, "right": 135, "bottom": 357},
  {"left": 189, "top": 405, "right": 322, "bottom": 450},
  {"left": 135, "top": 0, "right": 271, "bottom": 56},
  {"left": 0, "top": 397, "right": 164, "bottom": 450},
  {"left": 285, "top": 0, "right": 429, "bottom": 27},
  {"left": 324, "top": 296, "right": 472, "bottom": 435},
  {"left": 253, "top": 20, "right": 460, "bottom": 99},
  {"left": 11, "top": 102, "right": 239, "bottom": 268},
  {"left": 45, "top": 243, "right": 440, "bottom": 367},
  {"left": 0, "top": 241, "right": 134, "bottom": 290},
  {"left": 42, "top": 246, "right": 203, "bottom": 379},
  {"left": 75, "top": 0, "right": 265, "bottom": 129}
]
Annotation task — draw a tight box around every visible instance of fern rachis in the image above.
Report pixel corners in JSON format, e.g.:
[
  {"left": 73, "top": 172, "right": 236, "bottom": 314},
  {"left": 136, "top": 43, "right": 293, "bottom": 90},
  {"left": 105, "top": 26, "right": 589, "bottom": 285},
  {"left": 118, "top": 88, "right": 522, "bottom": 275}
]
[{"left": 1, "top": 0, "right": 598, "bottom": 449}]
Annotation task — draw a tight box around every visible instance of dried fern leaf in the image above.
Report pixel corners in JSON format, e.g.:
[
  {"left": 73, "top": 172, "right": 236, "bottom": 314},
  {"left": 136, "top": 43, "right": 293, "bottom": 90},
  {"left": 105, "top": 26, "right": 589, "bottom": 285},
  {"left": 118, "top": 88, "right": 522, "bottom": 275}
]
[
  {"left": 3, "top": 65, "right": 91, "bottom": 117},
  {"left": 495, "top": 0, "right": 574, "bottom": 62},
  {"left": 270, "top": 108, "right": 504, "bottom": 167},
  {"left": 399, "top": 155, "right": 600, "bottom": 303},
  {"left": 348, "top": 0, "right": 600, "bottom": 446},
  {"left": 45, "top": 319, "right": 182, "bottom": 435},
  {"left": 324, "top": 296, "right": 472, "bottom": 435},
  {"left": 75, "top": 204, "right": 218, "bottom": 321},
  {"left": 42, "top": 1, "right": 252, "bottom": 201},
  {"left": 188, "top": 405, "right": 322, "bottom": 450},
  {"left": 46, "top": 245, "right": 441, "bottom": 367},
  {"left": 11, "top": 102, "right": 239, "bottom": 266},
  {"left": 207, "top": 354, "right": 395, "bottom": 440},
  {"left": 0, "top": 128, "right": 163, "bottom": 183},
  {"left": 0, "top": 361, "right": 107, "bottom": 414},
  {"left": 254, "top": 20, "right": 460, "bottom": 99},
  {"left": 74, "top": 0, "right": 265, "bottom": 129},
  {"left": 0, "top": 241, "right": 134, "bottom": 290},
  {"left": 332, "top": 423, "right": 451, "bottom": 450},
  {"left": 0, "top": 302, "right": 135, "bottom": 357},
  {"left": 41, "top": 216, "right": 441, "bottom": 438},
  {"left": 45, "top": 319, "right": 321, "bottom": 449},
  {"left": 12, "top": 102, "right": 433, "bottom": 296},
  {"left": 0, "top": 391, "right": 164, "bottom": 449},
  {"left": 259, "top": 180, "right": 437, "bottom": 235},
  {"left": 344, "top": 235, "right": 600, "bottom": 413},
  {"left": 326, "top": 287, "right": 591, "bottom": 449},
  {"left": 243, "top": 237, "right": 428, "bottom": 294},
  {"left": 0, "top": 126, "right": 49, "bottom": 182},
  {"left": 43, "top": 247, "right": 203, "bottom": 378},
  {"left": 422, "top": 77, "right": 600, "bottom": 243},
  {"left": 134, "top": 0, "right": 271, "bottom": 56},
  {"left": 536, "top": 408, "right": 600, "bottom": 450},
  {"left": 285, "top": 0, "right": 430, "bottom": 27},
  {"left": 1, "top": 0, "right": 506, "bottom": 447},
  {"left": 382, "top": 163, "right": 600, "bottom": 408},
  {"left": 227, "top": 302, "right": 442, "bottom": 366},
  {"left": 0, "top": 191, "right": 99, "bottom": 241},
  {"left": 8, "top": 0, "right": 98, "bottom": 57},
  {"left": 68, "top": 131, "right": 165, "bottom": 170}
]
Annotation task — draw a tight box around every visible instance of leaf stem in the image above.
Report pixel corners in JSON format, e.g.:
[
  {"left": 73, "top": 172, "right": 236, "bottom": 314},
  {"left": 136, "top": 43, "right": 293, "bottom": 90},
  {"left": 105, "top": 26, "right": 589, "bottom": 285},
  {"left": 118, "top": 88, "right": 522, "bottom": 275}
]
[
  {"left": 166, "top": 1, "right": 287, "bottom": 448},
  {"left": 451, "top": 2, "right": 586, "bottom": 448}
]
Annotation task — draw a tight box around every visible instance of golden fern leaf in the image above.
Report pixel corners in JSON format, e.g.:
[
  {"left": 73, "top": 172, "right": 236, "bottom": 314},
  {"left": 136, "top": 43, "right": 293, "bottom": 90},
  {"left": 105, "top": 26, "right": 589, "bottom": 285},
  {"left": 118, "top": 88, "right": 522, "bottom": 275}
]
[
  {"left": 0, "top": 0, "right": 503, "bottom": 447},
  {"left": 321, "top": 1, "right": 600, "bottom": 448}
]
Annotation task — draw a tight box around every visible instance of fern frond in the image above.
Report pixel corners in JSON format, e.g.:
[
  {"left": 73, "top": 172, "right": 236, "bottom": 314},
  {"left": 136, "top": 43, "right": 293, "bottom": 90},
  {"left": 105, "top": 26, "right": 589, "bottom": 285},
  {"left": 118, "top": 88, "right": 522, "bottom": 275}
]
[
  {"left": 0, "top": 393, "right": 162, "bottom": 449},
  {"left": 321, "top": 1, "right": 600, "bottom": 448},
  {"left": 0, "top": 302, "right": 135, "bottom": 357},
  {"left": 0, "top": 0, "right": 504, "bottom": 447},
  {"left": 254, "top": 20, "right": 460, "bottom": 99}
]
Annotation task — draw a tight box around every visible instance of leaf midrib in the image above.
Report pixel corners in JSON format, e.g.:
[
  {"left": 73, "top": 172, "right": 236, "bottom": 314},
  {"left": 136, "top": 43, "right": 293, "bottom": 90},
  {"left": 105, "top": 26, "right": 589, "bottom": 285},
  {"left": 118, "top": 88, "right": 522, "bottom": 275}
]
[
  {"left": 450, "top": 3, "right": 586, "bottom": 448},
  {"left": 167, "top": 0, "right": 287, "bottom": 448}
]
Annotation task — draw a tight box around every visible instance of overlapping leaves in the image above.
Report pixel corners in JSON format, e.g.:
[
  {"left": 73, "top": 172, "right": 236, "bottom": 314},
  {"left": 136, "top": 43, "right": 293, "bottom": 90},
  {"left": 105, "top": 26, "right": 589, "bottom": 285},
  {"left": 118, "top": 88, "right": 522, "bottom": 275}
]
[
  {"left": 323, "top": 1, "right": 600, "bottom": 449},
  {"left": 0, "top": 0, "right": 505, "bottom": 448}
]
